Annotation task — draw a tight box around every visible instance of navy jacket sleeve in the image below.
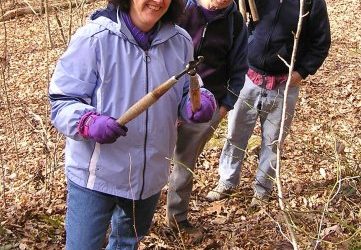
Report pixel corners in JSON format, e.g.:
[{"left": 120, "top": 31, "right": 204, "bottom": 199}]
[
  {"left": 295, "top": 0, "right": 331, "bottom": 78},
  {"left": 222, "top": 21, "right": 249, "bottom": 110}
]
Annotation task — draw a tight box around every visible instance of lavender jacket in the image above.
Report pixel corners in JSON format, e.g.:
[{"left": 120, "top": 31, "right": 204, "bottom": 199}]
[{"left": 49, "top": 6, "right": 195, "bottom": 200}]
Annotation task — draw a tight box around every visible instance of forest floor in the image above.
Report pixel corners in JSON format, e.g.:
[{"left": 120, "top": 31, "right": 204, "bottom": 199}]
[{"left": 0, "top": 0, "right": 360, "bottom": 249}]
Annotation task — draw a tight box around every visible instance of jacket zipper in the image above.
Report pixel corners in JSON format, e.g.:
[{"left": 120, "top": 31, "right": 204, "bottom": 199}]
[
  {"left": 195, "top": 10, "right": 227, "bottom": 58},
  {"left": 139, "top": 50, "right": 150, "bottom": 199},
  {"left": 261, "top": 3, "right": 283, "bottom": 69},
  {"left": 195, "top": 23, "right": 208, "bottom": 57}
]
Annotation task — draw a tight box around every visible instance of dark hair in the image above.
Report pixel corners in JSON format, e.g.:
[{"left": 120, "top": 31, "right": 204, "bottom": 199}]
[{"left": 109, "top": 0, "right": 185, "bottom": 23}]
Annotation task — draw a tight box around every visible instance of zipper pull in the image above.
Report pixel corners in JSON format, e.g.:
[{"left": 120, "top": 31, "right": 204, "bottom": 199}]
[
  {"left": 202, "top": 23, "right": 208, "bottom": 38},
  {"left": 196, "top": 23, "right": 208, "bottom": 56},
  {"left": 144, "top": 50, "right": 150, "bottom": 63}
]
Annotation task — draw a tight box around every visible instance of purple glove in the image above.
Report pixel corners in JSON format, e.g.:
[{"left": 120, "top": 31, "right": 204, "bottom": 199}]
[
  {"left": 77, "top": 112, "right": 127, "bottom": 144},
  {"left": 186, "top": 89, "right": 217, "bottom": 123}
]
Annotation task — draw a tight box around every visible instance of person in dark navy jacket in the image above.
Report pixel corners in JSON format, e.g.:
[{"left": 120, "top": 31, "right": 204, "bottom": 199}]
[
  {"left": 166, "top": 0, "right": 249, "bottom": 241},
  {"left": 207, "top": 0, "right": 331, "bottom": 206}
]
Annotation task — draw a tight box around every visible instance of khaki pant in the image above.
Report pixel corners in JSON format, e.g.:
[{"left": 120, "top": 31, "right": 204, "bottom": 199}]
[{"left": 166, "top": 109, "right": 223, "bottom": 223}]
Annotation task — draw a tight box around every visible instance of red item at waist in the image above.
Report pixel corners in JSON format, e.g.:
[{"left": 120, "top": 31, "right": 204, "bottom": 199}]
[{"left": 247, "top": 69, "right": 288, "bottom": 90}]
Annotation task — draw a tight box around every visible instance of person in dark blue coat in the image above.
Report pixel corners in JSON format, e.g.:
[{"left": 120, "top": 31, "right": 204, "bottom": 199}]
[
  {"left": 207, "top": 0, "right": 331, "bottom": 206},
  {"left": 166, "top": 0, "right": 249, "bottom": 242}
]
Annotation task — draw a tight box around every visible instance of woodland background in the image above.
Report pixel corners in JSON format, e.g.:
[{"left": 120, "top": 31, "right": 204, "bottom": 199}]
[{"left": 0, "top": 0, "right": 360, "bottom": 249}]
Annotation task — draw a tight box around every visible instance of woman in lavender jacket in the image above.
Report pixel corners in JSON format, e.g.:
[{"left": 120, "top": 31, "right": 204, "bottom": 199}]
[{"left": 48, "top": 0, "right": 216, "bottom": 248}]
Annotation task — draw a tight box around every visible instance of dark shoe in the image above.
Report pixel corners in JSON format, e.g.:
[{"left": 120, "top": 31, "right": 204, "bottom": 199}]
[{"left": 169, "top": 219, "right": 204, "bottom": 244}]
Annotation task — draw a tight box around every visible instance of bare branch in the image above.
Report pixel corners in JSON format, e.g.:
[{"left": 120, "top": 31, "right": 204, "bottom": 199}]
[
  {"left": 0, "top": 0, "right": 97, "bottom": 22},
  {"left": 275, "top": 0, "right": 307, "bottom": 249}
]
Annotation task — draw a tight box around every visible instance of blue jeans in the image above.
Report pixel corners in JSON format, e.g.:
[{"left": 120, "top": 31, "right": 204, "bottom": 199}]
[
  {"left": 219, "top": 75, "right": 299, "bottom": 197},
  {"left": 66, "top": 180, "right": 160, "bottom": 250}
]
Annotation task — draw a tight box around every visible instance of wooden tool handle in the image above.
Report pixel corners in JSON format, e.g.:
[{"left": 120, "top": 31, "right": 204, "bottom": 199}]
[
  {"left": 117, "top": 77, "right": 178, "bottom": 126},
  {"left": 189, "top": 74, "right": 201, "bottom": 112},
  {"left": 239, "top": 0, "right": 247, "bottom": 20},
  {"left": 248, "top": 0, "right": 259, "bottom": 22}
]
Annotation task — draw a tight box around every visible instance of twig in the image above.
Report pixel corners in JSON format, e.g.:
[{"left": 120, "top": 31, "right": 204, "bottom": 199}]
[
  {"left": 4, "top": 164, "right": 64, "bottom": 195},
  {"left": 55, "top": 12, "right": 67, "bottom": 45},
  {"left": 166, "top": 157, "right": 197, "bottom": 177},
  {"left": 67, "top": 0, "right": 73, "bottom": 45},
  {"left": 275, "top": 0, "right": 307, "bottom": 249},
  {"left": 21, "top": 0, "right": 39, "bottom": 15},
  {"left": 313, "top": 137, "right": 341, "bottom": 249},
  {"left": 43, "top": 0, "right": 52, "bottom": 197},
  {"left": 0, "top": 0, "right": 19, "bottom": 166},
  {"left": 263, "top": 208, "right": 292, "bottom": 243},
  {"left": 44, "top": 0, "right": 54, "bottom": 48},
  {"left": 79, "top": 0, "right": 87, "bottom": 26},
  {"left": 0, "top": 149, "right": 6, "bottom": 208},
  {"left": 28, "top": 111, "right": 51, "bottom": 153},
  {"left": 169, "top": 215, "right": 187, "bottom": 250},
  {"left": 128, "top": 153, "right": 140, "bottom": 243},
  {"left": 313, "top": 133, "right": 359, "bottom": 249}
]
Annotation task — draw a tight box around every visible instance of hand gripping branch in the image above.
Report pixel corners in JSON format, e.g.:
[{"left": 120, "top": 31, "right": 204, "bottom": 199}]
[{"left": 117, "top": 56, "right": 204, "bottom": 126}]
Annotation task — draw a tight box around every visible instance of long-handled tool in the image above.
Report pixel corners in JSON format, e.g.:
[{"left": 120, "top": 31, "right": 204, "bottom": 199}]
[
  {"left": 248, "top": 0, "right": 259, "bottom": 22},
  {"left": 239, "top": 0, "right": 259, "bottom": 22},
  {"left": 239, "top": 0, "right": 247, "bottom": 20},
  {"left": 188, "top": 69, "right": 201, "bottom": 112},
  {"left": 117, "top": 56, "right": 204, "bottom": 126}
]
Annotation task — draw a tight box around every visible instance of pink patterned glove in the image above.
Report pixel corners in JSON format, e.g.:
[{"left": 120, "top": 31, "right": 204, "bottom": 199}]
[
  {"left": 77, "top": 112, "right": 127, "bottom": 144},
  {"left": 186, "top": 89, "right": 217, "bottom": 123}
]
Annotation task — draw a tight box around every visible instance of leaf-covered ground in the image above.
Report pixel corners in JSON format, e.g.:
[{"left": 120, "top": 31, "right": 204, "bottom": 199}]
[{"left": 0, "top": 0, "right": 360, "bottom": 249}]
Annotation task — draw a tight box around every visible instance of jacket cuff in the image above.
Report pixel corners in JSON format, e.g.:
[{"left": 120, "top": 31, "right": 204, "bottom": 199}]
[
  {"left": 77, "top": 111, "right": 98, "bottom": 138},
  {"left": 219, "top": 97, "right": 234, "bottom": 111},
  {"left": 295, "top": 67, "right": 309, "bottom": 79}
]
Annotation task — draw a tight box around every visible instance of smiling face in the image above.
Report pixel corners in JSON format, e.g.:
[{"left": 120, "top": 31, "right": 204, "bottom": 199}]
[{"left": 129, "top": 0, "right": 171, "bottom": 32}]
